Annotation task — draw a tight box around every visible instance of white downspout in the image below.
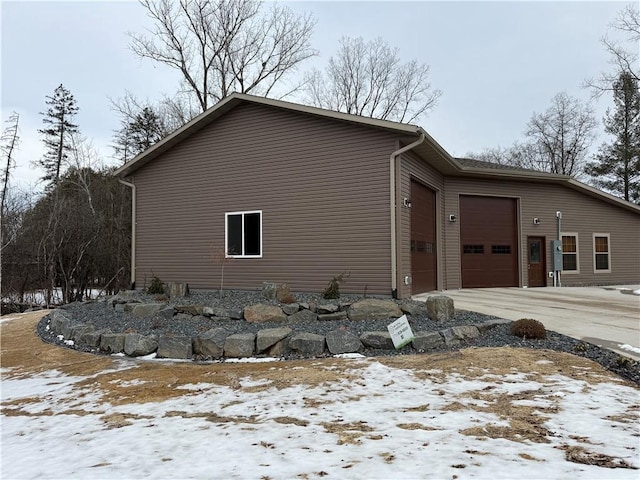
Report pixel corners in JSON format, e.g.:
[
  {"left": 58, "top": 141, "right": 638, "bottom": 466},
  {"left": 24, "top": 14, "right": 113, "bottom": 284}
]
[
  {"left": 389, "top": 133, "right": 425, "bottom": 297},
  {"left": 118, "top": 179, "right": 136, "bottom": 289}
]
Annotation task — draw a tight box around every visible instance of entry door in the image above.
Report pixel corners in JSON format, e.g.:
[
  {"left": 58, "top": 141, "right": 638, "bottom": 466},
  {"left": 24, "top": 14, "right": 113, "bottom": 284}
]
[
  {"left": 411, "top": 180, "right": 437, "bottom": 294},
  {"left": 527, "top": 237, "right": 546, "bottom": 287}
]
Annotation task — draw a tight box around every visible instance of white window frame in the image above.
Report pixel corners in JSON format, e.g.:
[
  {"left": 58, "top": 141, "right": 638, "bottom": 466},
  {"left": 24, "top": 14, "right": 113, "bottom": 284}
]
[
  {"left": 592, "top": 233, "right": 611, "bottom": 273},
  {"left": 561, "top": 232, "right": 580, "bottom": 274},
  {"left": 225, "top": 210, "right": 262, "bottom": 258}
]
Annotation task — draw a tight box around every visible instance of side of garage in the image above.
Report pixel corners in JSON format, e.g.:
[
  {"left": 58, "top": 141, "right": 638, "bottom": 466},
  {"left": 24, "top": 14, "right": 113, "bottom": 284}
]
[{"left": 442, "top": 175, "right": 640, "bottom": 290}]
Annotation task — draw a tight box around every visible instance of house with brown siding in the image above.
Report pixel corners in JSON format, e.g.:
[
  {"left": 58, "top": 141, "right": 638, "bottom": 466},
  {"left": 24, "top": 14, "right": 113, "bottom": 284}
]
[{"left": 115, "top": 93, "right": 640, "bottom": 299}]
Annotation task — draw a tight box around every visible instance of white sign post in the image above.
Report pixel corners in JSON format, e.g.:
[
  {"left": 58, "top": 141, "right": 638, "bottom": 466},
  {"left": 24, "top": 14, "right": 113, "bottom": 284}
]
[{"left": 387, "top": 314, "right": 415, "bottom": 350}]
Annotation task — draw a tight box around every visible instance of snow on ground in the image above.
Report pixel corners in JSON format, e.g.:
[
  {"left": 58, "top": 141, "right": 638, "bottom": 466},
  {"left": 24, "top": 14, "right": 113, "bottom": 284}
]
[
  {"left": 2, "top": 355, "right": 639, "bottom": 479},
  {"left": 619, "top": 344, "right": 640, "bottom": 355}
]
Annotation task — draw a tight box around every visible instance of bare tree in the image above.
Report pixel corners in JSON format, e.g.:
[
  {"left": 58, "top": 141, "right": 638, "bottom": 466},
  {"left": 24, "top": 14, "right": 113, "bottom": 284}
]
[
  {"left": 303, "top": 36, "right": 441, "bottom": 123},
  {"left": 585, "top": 3, "right": 639, "bottom": 95},
  {"left": 129, "top": 0, "right": 317, "bottom": 112},
  {"left": 523, "top": 92, "right": 597, "bottom": 176},
  {"left": 1, "top": 112, "right": 19, "bottom": 215}
]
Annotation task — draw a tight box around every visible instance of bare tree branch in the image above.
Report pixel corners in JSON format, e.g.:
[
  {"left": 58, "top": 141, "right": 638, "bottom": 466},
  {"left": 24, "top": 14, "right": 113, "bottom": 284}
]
[{"left": 303, "top": 36, "right": 441, "bottom": 123}]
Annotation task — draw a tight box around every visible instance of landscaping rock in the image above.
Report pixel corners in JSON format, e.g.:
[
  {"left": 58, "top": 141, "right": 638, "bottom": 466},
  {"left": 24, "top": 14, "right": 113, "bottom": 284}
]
[
  {"left": 426, "top": 295, "right": 454, "bottom": 322},
  {"left": 174, "top": 305, "right": 203, "bottom": 316},
  {"left": 360, "top": 331, "right": 394, "bottom": 349},
  {"left": 400, "top": 300, "right": 428, "bottom": 316},
  {"left": 110, "top": 290, "right": 138, "bottom": 307},
  {"left": 439, "top": 326, "right": 479, "bottom": 346},
  {"left": 77, "top": 329, "right": 108, "bottom": 348},
  {"left": 224, "top": 333, "right": 256, "bottom": 358},
  {"left": 256, "top": 327, "right": 292, "bottom": 353},
  {"left": 348, "top": 299, "right": 402, "bottom": 321},
  {"left": 289, "top": 333, "right": 326, "bottom": 356},
  {"left": 276, "top": 284, "right": 296, "bottom": 303},
  {"left": 114, "top": 303, "right": 126, "bottom": 313},
  {"left": 157, "top": 306, "right": 175, "bottom": 319},
  {"left": 412, "top": 331, "right": 445, "bottom": 351},
  {"left": 124, "top": 333, "right": 158, "bottom": 357},
  {"left": 317, "top": 303, "right": 339, "bottom": 314},
  {"left": 281, "top": 303, "right": 300, "bottom": 315},
  {"left": 132, "top": 303, "right": 166, "bottom": 318},
  {"left": 203, "top": 306, "right": 232, "bottom": 318},
  {"left": 69, "top": 323, "right": 94, "bottom": 342},
  {"left": 317, "top": 312, "right": 348, "bottom": 321},
  {"left": 100, "top": 333, "right": 126, "bottom": 353},
  {"left": 266, "top": 338, "right": 291, "bottom": 357},
  {"left": 174, "top": 313, "right": 194, "bottom": 322},
  {"left": 166, "top": 282, "right": 189, "bottom": 298},
  {"left": 326, "top": 330, "right": 363, "bottom": 355},
  {"left": 157, "top": 336, "right": 193, "bottom": 359},
  {"left": 287, "top": 309, "right": 317, "bottom": 322},
  {"left": 193, "top": 328, "right": 228, "bottom": 358},
  {"left": 475, "top": 319, "right": 512, "bottom": 333},
  {"left": 244, "top": 304, "right": 287, "bottom": 323},
  {"left": 262, "top": 282, "right": 278, "bottom": 300},
  {"left": 50, "top": 309, "right": 70, "bottom": 336}
]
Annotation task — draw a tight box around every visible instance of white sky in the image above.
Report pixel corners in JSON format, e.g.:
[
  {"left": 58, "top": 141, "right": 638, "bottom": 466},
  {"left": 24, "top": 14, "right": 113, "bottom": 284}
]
[{"left": 1, "top": 0, "right": 629, "bottom": 195}]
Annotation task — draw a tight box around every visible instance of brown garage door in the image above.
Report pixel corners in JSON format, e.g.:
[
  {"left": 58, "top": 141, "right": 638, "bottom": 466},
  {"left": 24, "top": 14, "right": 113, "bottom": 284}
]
[
  {"left": 411, "top": 180, "right": 437, "bottom": 294},
  {"left": 460, "top": 195, "right": 518, "bottom": 288}
]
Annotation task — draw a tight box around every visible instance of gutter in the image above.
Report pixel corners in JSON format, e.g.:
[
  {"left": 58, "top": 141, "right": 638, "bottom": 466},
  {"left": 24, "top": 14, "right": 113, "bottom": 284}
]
[
  {"left": 389, "top": 133, "right": 426, "bottom": 297},
  {"left": 118, "top": 178, "right": 137, "bottom": 289}
]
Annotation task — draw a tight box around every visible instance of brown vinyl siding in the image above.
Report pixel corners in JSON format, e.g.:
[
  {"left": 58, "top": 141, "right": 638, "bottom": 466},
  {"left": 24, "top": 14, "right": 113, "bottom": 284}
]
[
  {"left": 443, "top": 177, "right": 640, "bottom": 288},
  {"left": 398, "top": 151, "right": 444, "bottom": 297},
  {"left": 132, "top": 103, "right": 397, "bottom": 295}
]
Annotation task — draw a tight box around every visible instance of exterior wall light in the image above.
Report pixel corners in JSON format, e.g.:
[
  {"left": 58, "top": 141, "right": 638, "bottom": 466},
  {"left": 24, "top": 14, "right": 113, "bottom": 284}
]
[
  {"left": 403, "top": 197, "right": 412, "bottom": 208},
  {"left": 533, "top": 217, "right": 541, "bottom": 225},
  {"left": 449, "top": 214, "right": 457, "bottom": 222}
]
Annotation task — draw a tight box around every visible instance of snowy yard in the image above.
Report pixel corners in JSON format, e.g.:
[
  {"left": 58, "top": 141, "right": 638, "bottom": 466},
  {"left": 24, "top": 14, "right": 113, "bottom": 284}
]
[{"left": 1, "top": 312, "right": 639, "bottom": 479}]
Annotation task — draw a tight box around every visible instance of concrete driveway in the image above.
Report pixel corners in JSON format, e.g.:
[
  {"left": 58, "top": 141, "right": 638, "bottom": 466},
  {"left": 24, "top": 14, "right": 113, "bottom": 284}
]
[{"left": 414, "top": 286, "right": 640, "bottom": 360}]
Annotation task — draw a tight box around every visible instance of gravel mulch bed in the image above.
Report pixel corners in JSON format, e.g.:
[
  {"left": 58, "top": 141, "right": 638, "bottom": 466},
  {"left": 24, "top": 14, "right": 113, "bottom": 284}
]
[{"left": 37, "top": 290, "right": 640, "bottom": 386}]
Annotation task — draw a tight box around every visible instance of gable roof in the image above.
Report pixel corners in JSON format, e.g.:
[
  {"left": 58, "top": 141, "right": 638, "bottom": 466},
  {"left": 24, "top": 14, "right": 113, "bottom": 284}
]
[{"left": 114, "top": 93, "right": 640, "bottom": 214}]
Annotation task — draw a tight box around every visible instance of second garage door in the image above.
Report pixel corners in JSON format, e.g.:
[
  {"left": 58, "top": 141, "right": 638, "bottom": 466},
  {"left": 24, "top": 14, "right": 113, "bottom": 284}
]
[{"left": 460, "top": 195, "right": 518, "bottom": 288}]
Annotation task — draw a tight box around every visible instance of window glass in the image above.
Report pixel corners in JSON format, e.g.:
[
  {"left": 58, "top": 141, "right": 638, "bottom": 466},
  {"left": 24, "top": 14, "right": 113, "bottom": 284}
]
[
  {"left": 463, "top": 245, "right": 484, "bottom": 254},
  {"left": 244, "top": 213, "right": 261, "bottom": 256},
  {"left": 227, "top": 214, "right": 242, "bottom": 256},
  {"left": 594, "top": 235, "right": 610, "bottom": 271},
  {"left": 493, "top": 245, "right": 511, "bottom": 255},
  {"left": 562, "top": 234, "right": 578, "bottom": 272},
  {"left": 226, "top": 211, "right": 262, "bottom": 257}
]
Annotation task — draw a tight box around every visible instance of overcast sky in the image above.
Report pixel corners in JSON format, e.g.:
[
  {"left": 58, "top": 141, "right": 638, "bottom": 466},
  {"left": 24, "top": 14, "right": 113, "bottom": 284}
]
[{"left": 1, "top": 0, "right": 629, "bottom": 194}]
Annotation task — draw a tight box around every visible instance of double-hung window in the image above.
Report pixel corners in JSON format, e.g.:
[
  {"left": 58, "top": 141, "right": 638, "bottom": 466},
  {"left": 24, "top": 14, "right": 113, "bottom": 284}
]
[
  {"left": 561, "top": 233, "right": 579, "bottom": 273},
  {"left": 593, "top": 233, "right": 611, "bottom": 273},
  {"left": 225, "top": 211, "right": 262, "bottom": 258}
]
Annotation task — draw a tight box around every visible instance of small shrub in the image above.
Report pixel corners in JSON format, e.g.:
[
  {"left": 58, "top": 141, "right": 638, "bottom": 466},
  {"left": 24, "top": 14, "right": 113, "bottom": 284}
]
[
  {"left": 572, "top": 341, "right": 590, "bottom": 353},
  {"left": 322, "top": 272, "right": 350, "bottom": 299},
  {"left": 616, "top": 355, "right": 633, "bottom": 368},
  {"left": 510, "top": 318, "right": 546, "bottom": 340},
  {"left": 148, "top": 275, "right": 165, "bottom": 295}
]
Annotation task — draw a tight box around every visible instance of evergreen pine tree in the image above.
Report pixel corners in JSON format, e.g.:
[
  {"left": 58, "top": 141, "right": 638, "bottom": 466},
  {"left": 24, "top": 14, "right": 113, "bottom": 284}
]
[
  {"left": 112, "top": 106, "right": 164, "bottom": 164},
  {"left": 38, "top": 84, "right": 79, "bottom": 185},
  {"left": 586, "top": 72, "right": 640, "bottom": 203}
]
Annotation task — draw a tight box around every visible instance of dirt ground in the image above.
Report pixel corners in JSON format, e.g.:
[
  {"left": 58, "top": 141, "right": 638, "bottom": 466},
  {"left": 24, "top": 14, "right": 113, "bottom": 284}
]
[
  {"left": 2, "top": 311, "right": 639, "bottom": 472},
  {"left": 1, "top": 311, "right": 636, "bottom": 408}
]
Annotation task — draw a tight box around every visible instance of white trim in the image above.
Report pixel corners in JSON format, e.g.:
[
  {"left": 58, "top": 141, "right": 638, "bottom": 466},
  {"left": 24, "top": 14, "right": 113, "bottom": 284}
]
[
  {"left": 561, "top": 232, "right": 580, "bottom": 274},
  {"left": 225, "top": 210, "right": 263, "bottom": 258},
  {"left": 592, "top": 233, "right": 611, "bottom": 273}
]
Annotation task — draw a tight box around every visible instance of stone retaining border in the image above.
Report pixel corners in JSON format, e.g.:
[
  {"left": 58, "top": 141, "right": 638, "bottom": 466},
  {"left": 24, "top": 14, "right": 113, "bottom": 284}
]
[{"left": 44, "top": 306, "right": 512, "bottom": 361}]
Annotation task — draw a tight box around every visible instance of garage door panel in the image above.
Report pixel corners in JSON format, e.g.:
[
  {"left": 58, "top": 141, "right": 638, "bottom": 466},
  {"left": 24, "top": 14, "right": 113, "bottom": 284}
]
[
  {"left": 460, "top": 195, "right": 518, "bottom": 288},
  {"left": 411, "top": 180, "right": 436, "bottom": 293}
]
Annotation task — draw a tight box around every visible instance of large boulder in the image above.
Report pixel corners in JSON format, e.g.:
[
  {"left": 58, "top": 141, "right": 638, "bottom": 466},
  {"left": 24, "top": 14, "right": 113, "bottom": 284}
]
[
  {"left": 426, "top": 295, "right": 454, "bottom": 322},
  {"left": 157, "top": 336, "right": 193, "bottom": 359},
  {"left": 100, "top": 333, "right": 126, "bottom": 354},
  {"left": 360, "top": 331, "right": 394, "bottom": 350},
  {"left": 317, "top": 312, "right": 348, "bottom": 322},
  {"left": 110, "top": 290, "right": 139, "bottom": 307},
  {"left": 49, "top": 309, "right": 71, "bottom": 337},
  {"left": 289, "top": 333, "right": 326, "bottom": 356},
  {"left": 244, "top": 304, "right": 287, "bottom": 323},
  {"left": 174, "top": 305, "right": 203, "bottom": 316},
  {"left": 439, "top": 325, "right": 480, "bottom": 346},
  {"left": 281, "top": 303, "right": 300, "bottom": 315},
  {"left": 287, "top": 309, "right": 317, "bottom": 322},
  {"left": 193, "top": 328, "right": 228, "bottom": 358},
  {"left": 224, "top": 333, "right": 256, "bottom": 358},
  {"left": 256, "top": 327, "right": 292, "bottom": 353},
  {"left": 475, "top": 319, "right": 512, "bottom": 333},
  {"left": 317, "top": 304, "right": 339, "bottom": 314},
  {"left": 124, "top": 333, "right": 158, "bottom": 357},
  {"left": 400, "top": 300, "right": 428, "bottom": 316},
  {"left": 132, "top": 303, "right": 166, "bottom": 318},
  {"left": 412, "top": 331, "right": 445, "bottom": 351},
  {"left": 325, "top": 330, "right": 363, "bottom": 355},
  {"left": 77, "top": 329, "right": 108, "bottom": 348},
  {"left": 348, "top": 299, "right": 402, "bottom": 321}
]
